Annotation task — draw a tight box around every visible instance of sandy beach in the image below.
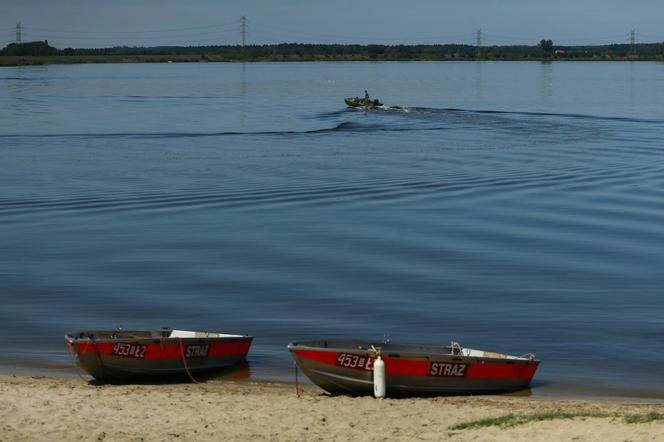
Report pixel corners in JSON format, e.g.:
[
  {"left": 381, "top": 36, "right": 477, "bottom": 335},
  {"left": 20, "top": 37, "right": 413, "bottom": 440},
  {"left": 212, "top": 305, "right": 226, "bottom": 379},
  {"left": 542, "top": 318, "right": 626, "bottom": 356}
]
[{"left": 1, "top": 375, "right": 662, "bottom": 441}]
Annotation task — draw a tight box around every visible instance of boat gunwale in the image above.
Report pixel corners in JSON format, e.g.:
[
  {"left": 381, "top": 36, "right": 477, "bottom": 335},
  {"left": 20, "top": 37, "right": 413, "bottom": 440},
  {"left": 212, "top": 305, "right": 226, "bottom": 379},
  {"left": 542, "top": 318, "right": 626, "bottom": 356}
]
[
  {"left": 288, "top": 340, "right": 540, "bottom": 364},
  {"left": 65, "top": 331, "right": 253, "bottom": 344}
]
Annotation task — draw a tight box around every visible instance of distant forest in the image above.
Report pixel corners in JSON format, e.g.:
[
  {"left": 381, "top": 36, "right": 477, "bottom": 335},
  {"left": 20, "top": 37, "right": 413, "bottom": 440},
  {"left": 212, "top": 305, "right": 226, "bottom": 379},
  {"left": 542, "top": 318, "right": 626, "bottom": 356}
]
[{"left": 2, "top": 40, "right": 664, "bottom": 64}]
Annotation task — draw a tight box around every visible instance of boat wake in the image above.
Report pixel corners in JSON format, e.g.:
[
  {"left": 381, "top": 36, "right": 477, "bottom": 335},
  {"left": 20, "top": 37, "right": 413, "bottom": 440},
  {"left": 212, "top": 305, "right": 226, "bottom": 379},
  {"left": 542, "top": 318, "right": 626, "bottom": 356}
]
[
  {"left": 317, "top": 103, "right": 664, "bottom": 148},
  {"left": 0, "top": 120, "right": 449, "bottom": 140},
  {"left": 3, "top": 105, "right": 658, "bottom": 141},
  {"left": 341, "top": 104, "right": 664, "bottom": 125}
]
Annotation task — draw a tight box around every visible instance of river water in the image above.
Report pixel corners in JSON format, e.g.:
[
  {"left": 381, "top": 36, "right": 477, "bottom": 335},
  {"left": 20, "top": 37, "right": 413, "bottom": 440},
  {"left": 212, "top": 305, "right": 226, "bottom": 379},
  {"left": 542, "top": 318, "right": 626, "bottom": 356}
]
[{"left": 1, "top": 61, "right": 663, "bottom": 399}]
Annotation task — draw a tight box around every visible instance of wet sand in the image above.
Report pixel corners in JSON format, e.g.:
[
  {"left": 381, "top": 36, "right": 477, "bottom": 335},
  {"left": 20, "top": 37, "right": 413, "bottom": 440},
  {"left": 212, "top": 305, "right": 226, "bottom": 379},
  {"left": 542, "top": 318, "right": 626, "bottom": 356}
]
[{"left": 1, "top": 374, "right": 663, "bottom": 441}]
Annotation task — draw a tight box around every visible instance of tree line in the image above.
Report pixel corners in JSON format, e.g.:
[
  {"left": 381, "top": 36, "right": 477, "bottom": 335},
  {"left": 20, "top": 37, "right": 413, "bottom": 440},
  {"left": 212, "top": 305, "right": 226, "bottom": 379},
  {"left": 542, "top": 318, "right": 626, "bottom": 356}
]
[{"left": 2, "top": 40, "right": 664, "bottom": 61}]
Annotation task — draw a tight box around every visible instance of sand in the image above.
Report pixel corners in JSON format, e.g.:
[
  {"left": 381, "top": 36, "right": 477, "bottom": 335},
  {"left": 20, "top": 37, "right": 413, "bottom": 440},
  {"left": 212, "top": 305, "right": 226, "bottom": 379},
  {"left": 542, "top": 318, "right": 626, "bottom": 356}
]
[{"left": 1, "top": 375, "right": 663, "bottom": 441}]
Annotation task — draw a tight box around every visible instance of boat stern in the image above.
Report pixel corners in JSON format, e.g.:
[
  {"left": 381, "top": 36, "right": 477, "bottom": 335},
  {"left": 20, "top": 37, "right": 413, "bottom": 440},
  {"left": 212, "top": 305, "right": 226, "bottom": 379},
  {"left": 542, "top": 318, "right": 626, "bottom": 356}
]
[{"left": 289, "top": 341, "right": 376, "bottom": 396}]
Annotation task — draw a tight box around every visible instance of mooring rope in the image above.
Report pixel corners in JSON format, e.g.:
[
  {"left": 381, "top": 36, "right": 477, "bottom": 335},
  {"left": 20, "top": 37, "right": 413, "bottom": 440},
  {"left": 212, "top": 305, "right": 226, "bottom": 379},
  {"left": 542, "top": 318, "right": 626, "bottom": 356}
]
[
  {"left": 294, "top": 362, "right": 304, "bottom": 397},
  {"left": 65, "top": 339, "right": 91, "bottom": 382},
  {"left": 178, "top": 337, "right": 201, "bottom": 384},
  {"left": 90, "top": 335, "right": 107, "bottom": 384}
]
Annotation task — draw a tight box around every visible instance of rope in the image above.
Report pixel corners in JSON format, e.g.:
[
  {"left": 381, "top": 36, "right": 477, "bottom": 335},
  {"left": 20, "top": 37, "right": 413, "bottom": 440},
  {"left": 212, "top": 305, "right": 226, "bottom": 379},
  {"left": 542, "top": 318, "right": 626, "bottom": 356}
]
[
  {"left": 90, "top": 336, "right": 107, "bottom": 384},
  {"left": 294, "top": 362, "right": 304, "bottom": 397},
  {"left": 178, "top": 338, "right": 201, "bottom": 384},
  {"left": 66, "top": 339, "right": 91, "bottom": 382}
]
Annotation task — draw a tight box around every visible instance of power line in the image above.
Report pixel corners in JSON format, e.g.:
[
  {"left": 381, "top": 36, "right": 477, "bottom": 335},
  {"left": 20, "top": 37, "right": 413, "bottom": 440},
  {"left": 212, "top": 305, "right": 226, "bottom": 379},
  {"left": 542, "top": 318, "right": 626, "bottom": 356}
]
[
  {"left": 9, "top": 19, "right": 662, "bottom": 48},
  {"left": 248, "top": 20, "right": 474, "bottom": 44},
  {"left": 31, "top": 28, "right": 237, "bottom": 41},
  {"left": 21, "top": 21, "right": 239, "bottom": 35},
  {"left": 635, "top": 32, "right": 664, "bottom": 42}
]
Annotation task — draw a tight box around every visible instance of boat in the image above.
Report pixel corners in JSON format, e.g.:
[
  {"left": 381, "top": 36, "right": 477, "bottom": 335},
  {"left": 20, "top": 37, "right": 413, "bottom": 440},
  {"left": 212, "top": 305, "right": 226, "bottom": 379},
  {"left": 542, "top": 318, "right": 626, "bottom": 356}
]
[
  {"left": 289, "top": 339, "right": 539, "bottom": 397},
  {"left": 65, "top": 328, "right": 253, "bottom": 383},
  {"left": 345, "top": 97, "right": 384, "bottom": 109}
]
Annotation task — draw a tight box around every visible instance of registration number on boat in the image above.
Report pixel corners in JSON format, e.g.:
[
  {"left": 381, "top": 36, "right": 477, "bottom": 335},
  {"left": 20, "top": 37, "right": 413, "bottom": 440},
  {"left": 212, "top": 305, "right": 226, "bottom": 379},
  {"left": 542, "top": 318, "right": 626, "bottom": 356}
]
[
  {"left": 336, "top": 353, "right": 375, "bottom": 371},
  {"left": 112, "top": 343, "right": 147, "bottom": 358},
  {"left": 428, "top": 362, "right": 467, "bottom": 377}
]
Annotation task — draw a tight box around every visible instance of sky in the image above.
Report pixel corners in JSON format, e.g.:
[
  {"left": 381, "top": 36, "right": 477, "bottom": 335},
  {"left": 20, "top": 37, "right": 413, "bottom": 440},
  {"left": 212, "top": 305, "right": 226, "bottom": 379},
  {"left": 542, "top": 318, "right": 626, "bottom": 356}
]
[{"left": 1, "top": 0, "right": 662, "bottom": 49}]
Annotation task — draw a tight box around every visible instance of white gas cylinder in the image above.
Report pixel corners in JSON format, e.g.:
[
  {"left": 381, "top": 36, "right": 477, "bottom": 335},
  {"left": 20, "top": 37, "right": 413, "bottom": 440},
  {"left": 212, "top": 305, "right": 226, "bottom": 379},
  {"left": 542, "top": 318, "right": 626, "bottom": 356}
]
[{"left": 373, "top": 355, "right": 386, "bottom": 398}]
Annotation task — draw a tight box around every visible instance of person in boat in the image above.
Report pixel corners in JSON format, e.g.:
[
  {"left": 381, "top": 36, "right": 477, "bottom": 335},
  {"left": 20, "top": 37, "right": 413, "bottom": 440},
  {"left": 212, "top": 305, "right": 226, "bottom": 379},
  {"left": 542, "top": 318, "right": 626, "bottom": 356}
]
[{"left": 364, "top": 90, "right": 371, "bottom": 105}]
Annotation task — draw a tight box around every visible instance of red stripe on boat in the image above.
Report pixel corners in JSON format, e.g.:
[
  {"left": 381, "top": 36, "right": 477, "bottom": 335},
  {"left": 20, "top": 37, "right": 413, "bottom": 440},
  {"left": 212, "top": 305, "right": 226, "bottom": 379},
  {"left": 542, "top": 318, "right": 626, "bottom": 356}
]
[
  {"left": 467, "top": 362, "right": 537, "bottom": 380},
  {"left": 209, "top": 341, "right": 252, "bottom": 357},
  {"left": 291, "top": 349, "right": 340, "bottom": 365},
  {"left": 73, "top": 340, "right": 251, "bottom": 360},
  {"left": 294, "top": 349, "right": 537, "bottom": 380},
  {"left": 384, "top": 358, "right": 428, "bottom": 376}
]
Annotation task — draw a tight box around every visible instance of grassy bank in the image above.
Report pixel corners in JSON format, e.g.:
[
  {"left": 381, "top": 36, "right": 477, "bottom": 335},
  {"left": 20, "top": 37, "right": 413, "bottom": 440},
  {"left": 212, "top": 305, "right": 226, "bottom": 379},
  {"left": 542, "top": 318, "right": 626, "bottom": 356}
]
[{"left": 0, "top": 54, "right": 229, "bottom": 66}]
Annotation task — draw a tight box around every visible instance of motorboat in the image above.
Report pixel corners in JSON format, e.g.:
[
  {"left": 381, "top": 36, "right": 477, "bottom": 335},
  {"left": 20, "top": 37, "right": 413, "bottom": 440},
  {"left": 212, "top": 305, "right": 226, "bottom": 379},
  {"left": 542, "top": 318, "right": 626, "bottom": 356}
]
[
  {"left": 345, "top": 97, "right": 384, "bottom": 109},
  {"left": 65, "top": 328, "right": 252, "bottom": 383},
  {"left": 289, "top": 339, "right": 539, "bottom": 397}
]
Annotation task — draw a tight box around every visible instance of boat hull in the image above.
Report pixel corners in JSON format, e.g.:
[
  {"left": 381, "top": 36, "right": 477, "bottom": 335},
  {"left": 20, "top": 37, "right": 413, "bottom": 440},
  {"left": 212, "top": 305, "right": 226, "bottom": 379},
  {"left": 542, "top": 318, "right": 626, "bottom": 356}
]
[
  {"left": 66, "top": 331, "right": 252, "bottom": 383},
  {"left": 345, "top": 97, "right": 383, "bottom": 109},
  {"left": 289, "top": 340, "right": 539, "bottom": 397}
]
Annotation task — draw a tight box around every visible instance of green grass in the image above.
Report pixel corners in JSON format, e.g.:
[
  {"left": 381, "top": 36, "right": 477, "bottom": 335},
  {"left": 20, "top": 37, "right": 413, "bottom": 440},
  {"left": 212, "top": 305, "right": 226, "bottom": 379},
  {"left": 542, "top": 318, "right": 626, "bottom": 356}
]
[
  {"left": 624, "top": 412, "right": 664, "bottom": 424},
  {"left": 449, "top": 410, "right": 664, "bottom": 431},
  {"left": 449, "top": 411, "right": 609, "bottom": 430}
]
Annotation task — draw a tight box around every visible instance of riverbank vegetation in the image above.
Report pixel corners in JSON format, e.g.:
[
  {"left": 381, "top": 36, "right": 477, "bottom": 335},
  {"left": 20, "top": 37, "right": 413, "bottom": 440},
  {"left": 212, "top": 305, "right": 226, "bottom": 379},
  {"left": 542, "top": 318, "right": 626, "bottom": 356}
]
[
  {"left": 449, "top": 411, "right": 664, "bottom": 430},
  {"left": 2, "top": 40, "right": 664, "bottom": 66}
]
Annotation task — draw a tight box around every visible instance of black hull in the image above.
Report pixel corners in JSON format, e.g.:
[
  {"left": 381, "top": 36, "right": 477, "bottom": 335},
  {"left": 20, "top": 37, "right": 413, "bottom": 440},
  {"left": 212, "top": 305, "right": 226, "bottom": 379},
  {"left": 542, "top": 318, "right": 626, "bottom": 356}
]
[
  {"left": 345, "top": 97, "right": 383, "bottom": 108},
  {"left": 76, "top": 352, "right": 248, "bottom": 383}
]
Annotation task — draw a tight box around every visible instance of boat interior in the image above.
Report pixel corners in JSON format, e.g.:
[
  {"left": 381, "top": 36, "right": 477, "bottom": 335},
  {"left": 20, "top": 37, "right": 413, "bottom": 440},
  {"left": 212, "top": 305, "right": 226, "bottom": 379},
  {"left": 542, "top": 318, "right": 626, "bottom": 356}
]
[{"left": 66, "top": 329, "right": 245, "bottom": 341}]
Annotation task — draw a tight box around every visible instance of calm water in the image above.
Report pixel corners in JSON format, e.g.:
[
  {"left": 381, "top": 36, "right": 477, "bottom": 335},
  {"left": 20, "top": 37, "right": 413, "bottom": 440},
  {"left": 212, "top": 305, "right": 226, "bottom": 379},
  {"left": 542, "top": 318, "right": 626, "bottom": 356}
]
[{"left": 1, "top": 61, "right": 663, "bottom": 399}]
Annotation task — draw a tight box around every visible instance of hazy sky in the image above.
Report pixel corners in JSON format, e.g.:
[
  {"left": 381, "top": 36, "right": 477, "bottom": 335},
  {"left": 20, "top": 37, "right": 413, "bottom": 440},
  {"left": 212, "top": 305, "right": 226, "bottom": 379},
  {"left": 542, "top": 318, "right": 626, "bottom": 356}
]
[{"left": 1, "top": 0, "right": 661, "bottom": 48}]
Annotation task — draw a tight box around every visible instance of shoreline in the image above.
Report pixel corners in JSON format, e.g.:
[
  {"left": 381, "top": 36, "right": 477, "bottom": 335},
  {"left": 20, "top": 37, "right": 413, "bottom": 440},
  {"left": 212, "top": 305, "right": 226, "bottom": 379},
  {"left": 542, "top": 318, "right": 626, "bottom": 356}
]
[
  {"left": 3, "top": 362, "right": 664, "bottom": 404},
  {"left": 1, "top": 374, "right": 663, "bottom": 441},
  {"left": 4, "top": 359, "right": 664, "bottom": 404},
  {"left": 1, "top": 56, "right": 663, "bottom": 67}
]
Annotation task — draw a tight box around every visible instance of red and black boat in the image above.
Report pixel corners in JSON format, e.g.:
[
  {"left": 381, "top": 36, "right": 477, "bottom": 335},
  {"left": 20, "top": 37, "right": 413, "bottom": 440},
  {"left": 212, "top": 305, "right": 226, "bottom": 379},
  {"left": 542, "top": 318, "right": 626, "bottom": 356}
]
[
  {"left": 65, "top": 328, "right": 252, "bottom": 383},
  {"left": 289, "top": 339, "right": 539, "bottom": 397}
]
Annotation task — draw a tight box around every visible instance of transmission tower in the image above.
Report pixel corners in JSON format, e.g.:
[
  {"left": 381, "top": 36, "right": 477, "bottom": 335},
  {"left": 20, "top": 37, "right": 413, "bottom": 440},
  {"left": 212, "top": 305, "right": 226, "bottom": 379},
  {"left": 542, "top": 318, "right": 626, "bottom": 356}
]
[
  {"left": 16, "top": 21, "right": 21, "bottom": 43},
  {"left": 240, "top": 16, "right": 248, "bottom": 47},
  {"left": 475, "top": 29, "right": 482, "bottom": 58},
  {"left": 629, "top": 29, "right": 636, "bottom": 55}
]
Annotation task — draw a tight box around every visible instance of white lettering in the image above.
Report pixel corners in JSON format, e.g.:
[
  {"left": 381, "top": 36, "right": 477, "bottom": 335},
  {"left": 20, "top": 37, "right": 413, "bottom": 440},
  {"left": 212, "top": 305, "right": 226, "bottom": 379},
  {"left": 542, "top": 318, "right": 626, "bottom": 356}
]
[{"left": 428, "top": 362, "right": 467, "bottom": 377}]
